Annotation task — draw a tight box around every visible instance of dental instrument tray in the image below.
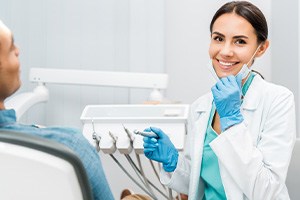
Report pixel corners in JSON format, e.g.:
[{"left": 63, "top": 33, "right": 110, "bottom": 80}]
[{"left": 80, "top": 104, "right": 189, "bottom": 154}]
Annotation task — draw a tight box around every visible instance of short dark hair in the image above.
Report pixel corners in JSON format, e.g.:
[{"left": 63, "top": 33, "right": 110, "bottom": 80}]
[{"left": 210, "top": 1, "right": 268, "bottom": 43}]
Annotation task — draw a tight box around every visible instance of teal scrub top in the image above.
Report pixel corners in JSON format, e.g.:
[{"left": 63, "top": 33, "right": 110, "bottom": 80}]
[{"left": 200, "top": 73, "right": 255, "bottom": 200}]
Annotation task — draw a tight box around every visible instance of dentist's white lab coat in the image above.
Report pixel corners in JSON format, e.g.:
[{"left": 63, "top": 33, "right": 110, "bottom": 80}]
[{"left": 160, "top": 75, "right": 296, "bottom": 200}]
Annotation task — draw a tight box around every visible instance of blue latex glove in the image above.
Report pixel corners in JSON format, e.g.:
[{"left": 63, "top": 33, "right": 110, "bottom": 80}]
[
  {"left": 211, "top": 74, "right": 244, "bottom": 132},
  {"left": 143, "top": 127, "right": 178, "bottom": 172}
]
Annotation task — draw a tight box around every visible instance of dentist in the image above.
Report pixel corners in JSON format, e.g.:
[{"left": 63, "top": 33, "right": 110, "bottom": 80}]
[{"left": 143, "top": 1, "right": 296, "bottom": 200}]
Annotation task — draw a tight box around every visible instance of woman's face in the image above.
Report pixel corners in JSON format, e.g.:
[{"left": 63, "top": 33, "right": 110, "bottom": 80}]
[
  {"left": 209, "top": 13, "right": 263, "bottom": 78},
  {"left": 0, "top": 21, "right": 20, "bottom": 103}
]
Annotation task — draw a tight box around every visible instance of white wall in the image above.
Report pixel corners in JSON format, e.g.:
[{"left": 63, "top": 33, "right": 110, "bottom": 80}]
[
  {"left": 1, "top": 0, "right": 165, "bottom": 127},
  {"left": 271, "top": 1, "right": 299, "bottom": 135}
]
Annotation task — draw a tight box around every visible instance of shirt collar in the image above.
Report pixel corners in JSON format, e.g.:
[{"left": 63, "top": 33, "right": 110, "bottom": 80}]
[{"left": 0, "top": 109, "right": 17, "bottom": 126}]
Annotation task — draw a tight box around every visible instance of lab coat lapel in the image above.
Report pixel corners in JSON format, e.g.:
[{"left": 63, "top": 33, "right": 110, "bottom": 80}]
[
  {"left": 189, "top": 94, "right": 213, "bottom": 199},
  {"left": 194, "top": 93, "right": 213, "bottom": 144},
  {"left": 241, "top": 76, "right": 261, "bottom": 113},
  {"left": 189, "top": 76, "right": 262, "bottom": 199}
]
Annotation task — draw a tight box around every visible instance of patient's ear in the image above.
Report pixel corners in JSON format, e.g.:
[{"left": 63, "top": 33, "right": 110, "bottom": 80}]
[{"left": 256, "top": 40, "right": 269, "bottom": 58}]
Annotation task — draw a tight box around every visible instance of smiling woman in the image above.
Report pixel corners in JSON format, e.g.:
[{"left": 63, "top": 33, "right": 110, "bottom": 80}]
[
  {"left": 142, "top": 1, "right": 296, "bottom": 200},
  {"left": 209, "top": 2, "right": 269, "bottom": 79}
]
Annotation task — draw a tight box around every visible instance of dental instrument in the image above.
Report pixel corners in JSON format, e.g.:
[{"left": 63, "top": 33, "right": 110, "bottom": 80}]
[
  {"left": 149, "top": 160, "right": 167, "bottom": 191},
  {"left": 125, "top": 154, "right": 158, "bottom": 200},
  {"left": 122, "top": 124, "right": 134, "bottom": 142},
  {"left": 126, "top": 154, "right": 169, "bottom": 199},
  {"left": 143, "top": 127, "right": 179, "bottom": 173},
  {"left": 95, "top": 132, "right": 157, "bottom": 199},
  {"left": 133, "top": 130, "right": 158, "bottom": 138},
  {"left": 136, "top": 155, "right": 178, "bottom": 200},
  {"left": 135, "top": 153, "right": 161, "bottom": 199},
  {"left": 91, "top": 119, "right": 101, "bottom": 152},
  {"left": 120, "top": 127, "right": 170, "bottom": 199},
  {"left": 89, "top": 126, "right": 158, "bottom": 198},
  {"left": 122, "top": 126, "right": 169, "bottom": 199},
  {"left": 110, "top": 154, "right": 156, "bottom": 199},
  {"left": 168, "top": 189, "right": 173, "bottom": 200},
  {"left": 81, "top": 104, "right": 189, "bottom": 153},
  {"left": 108, "top": 131, "right": 117, "bottom": 144},
  {"left": 103, "top": 126, "right": 169, "bottom": 199}
]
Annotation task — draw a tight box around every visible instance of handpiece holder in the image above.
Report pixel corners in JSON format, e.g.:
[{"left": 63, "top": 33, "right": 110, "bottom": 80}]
[{"left": 80, "top": 104, "right": 189, "bottom": 154}]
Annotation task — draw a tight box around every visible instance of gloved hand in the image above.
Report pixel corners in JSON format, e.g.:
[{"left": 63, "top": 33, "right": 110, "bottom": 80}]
[
  {"left": 143, "top": 127, "right": 178, "bottom": 172},
  {"left": 211, "top": 74, "right": 244, "bottom": 132}
]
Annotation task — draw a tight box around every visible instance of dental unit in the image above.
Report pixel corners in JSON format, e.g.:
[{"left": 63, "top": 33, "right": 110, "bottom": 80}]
[{"left": 5, "top": 67, "right": 189, "bottom": 200}]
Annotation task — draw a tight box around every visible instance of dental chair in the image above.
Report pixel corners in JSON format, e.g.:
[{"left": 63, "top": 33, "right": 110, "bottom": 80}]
[
  {"left": 0, "top": 130, "right": 93, "bottom": 200},
  {"left": 286, "top": 138, "right": 300, "bottom": 199}
]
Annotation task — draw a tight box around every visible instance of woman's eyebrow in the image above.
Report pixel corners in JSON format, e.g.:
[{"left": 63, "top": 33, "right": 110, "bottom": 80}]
[
  {"left": 212, "top": 31, "right": 224, "bottom": 37},
  {"left": 212, "top": 31, "right": 249, "bottom": 40},
  {"left": 233, "top": 35, "right": 249, "bottom": 39}
]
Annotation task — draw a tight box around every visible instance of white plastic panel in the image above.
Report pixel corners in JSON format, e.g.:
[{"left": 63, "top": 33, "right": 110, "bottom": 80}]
[
  {"left": 0, "top": 142, "right": 83, "bottom": 200},
  {"left": 30, "top": 68, "right": 168, "bottom": 89},
  {"left": 80, "top": 104, "right": 189, "bottom": 154}
]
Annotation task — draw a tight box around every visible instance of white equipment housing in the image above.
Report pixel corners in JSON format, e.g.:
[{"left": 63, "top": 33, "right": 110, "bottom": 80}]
[
  {"left": 0, "top": 130, "right": 92, "bottom": 200},
  {"left": 80, "top": 104, "right": 189, "bottom": 154}
]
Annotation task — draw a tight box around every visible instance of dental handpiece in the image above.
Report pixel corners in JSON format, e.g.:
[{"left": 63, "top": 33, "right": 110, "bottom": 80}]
[
  {"left": 133, "top": 130, "right": 158, "bottom": 138},
  {"left": 122, "top": 124, "right": 135, "bottom": 142}
]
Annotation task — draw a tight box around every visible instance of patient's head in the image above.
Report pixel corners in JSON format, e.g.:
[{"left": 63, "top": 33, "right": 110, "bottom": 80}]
[{"left": 0, "top": 20, "right": 20, "bottom": 108}]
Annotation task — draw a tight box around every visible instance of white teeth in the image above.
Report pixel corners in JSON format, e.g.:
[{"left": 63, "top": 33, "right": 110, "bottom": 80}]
[{"left": 219, "top": 61, "right": 235, "bottom": 66}]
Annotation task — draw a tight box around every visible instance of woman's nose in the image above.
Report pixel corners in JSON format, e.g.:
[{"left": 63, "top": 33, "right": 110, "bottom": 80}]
[{"left": 220, "top": 43, "right": 234, "bottom": 57}]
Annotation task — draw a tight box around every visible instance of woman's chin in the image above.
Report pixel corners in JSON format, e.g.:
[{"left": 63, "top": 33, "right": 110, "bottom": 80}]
[{"left": 217, "top": 72, "right": 232, "bottom": 78}]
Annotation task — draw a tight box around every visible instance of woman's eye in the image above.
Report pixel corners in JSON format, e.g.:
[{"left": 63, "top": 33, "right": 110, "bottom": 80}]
[
  {"left": 213, "top": 36, "right": 223, "bottom": 42},
  {"left": 235, "top": 39, "right": 246, "bottom": 44}
]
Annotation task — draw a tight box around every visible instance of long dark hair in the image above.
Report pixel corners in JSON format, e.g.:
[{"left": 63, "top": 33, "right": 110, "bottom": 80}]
[{"left": 210, "top": 1, "right": 268, "bottom": 44}]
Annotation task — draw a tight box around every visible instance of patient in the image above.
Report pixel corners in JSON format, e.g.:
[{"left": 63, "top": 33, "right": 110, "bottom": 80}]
[
  {"left": 0, "top": 20, "right": 115, "bottom": 200},
  {"left": 0, "top": 19, "right": 155, "bottom": 200}
]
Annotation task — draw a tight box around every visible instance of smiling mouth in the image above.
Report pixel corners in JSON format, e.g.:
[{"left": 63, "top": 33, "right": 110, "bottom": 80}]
[{"left": 217, "top": 60, "right": 240, "bottom": 69}]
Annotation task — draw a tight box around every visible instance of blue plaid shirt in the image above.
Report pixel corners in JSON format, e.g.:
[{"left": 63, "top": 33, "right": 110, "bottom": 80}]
[{"left": 0, "top": 109, "right": 114, "bottom": 200}]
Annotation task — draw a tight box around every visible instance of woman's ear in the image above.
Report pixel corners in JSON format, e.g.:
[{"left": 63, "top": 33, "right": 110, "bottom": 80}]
[{"left": 256, "top": 40, "right": 269, "bottom": 57}]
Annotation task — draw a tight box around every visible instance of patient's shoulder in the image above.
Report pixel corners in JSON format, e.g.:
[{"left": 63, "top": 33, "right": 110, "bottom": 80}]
[{"left": 43, "top": 126, "right": 82, "bottom": 135}]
